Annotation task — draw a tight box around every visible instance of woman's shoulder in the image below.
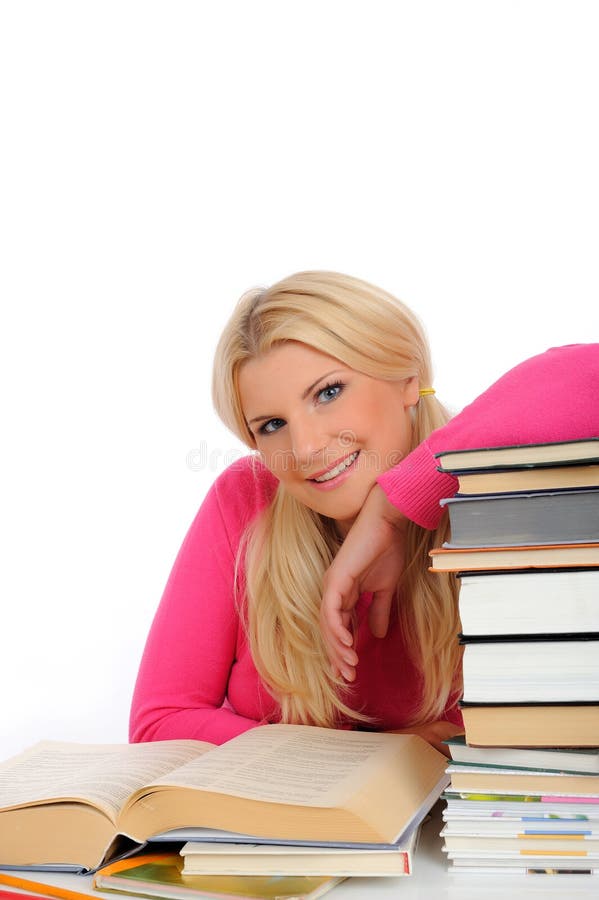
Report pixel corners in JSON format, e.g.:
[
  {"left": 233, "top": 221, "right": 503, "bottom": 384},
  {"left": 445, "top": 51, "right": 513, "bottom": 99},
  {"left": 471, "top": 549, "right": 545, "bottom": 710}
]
[{"left": 183, "top": 456, "right": 278, "bottom": 557}]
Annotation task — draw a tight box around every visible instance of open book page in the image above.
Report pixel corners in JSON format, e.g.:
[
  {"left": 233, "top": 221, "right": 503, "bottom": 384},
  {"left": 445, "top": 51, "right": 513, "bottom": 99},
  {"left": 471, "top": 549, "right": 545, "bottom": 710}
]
[
  {"left": 0, "top": 740, "right": 210, "bottom": 822},
  {"left": 146, "top": 725, "right": 407, "bottom": 808}
]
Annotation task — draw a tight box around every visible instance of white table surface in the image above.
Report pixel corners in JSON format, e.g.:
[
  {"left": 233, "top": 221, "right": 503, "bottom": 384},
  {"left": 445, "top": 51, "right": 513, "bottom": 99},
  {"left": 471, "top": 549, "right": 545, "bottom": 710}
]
[{"left": 2, "top": 801, "right": 598, "bottom": 900}]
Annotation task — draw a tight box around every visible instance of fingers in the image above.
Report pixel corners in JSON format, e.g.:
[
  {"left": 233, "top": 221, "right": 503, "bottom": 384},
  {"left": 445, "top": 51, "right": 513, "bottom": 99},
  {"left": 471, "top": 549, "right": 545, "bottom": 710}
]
[
  {"left": 322, "top": 603, "right": 359, "bottom": 682},
  {"left": 321, "top": 576, "right": 360, "bottom": 682},
  {"left": 367, "top": 590, "right": 394, "bottom": 639},
  {"left": 319, "top": 484, "right": 408, "bottom": 682}
]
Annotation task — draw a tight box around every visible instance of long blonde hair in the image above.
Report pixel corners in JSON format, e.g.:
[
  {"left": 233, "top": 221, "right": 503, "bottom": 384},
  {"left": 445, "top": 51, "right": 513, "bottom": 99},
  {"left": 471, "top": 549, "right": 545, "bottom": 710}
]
[{"left": 213, "top": 271, "right": 461, "bottom": 727}]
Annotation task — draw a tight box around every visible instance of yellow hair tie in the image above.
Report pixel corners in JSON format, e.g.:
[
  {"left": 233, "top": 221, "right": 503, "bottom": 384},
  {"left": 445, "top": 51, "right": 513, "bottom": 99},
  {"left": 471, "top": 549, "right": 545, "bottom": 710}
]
[{"left": 419, "top": 388, "right": 435, "bottom": 397}]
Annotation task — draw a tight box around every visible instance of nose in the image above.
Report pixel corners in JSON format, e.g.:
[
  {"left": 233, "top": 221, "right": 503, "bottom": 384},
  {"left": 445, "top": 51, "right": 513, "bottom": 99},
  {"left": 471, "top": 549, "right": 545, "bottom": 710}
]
[{"left": 288, "top": 414, "right": 328, "bottom": 467}]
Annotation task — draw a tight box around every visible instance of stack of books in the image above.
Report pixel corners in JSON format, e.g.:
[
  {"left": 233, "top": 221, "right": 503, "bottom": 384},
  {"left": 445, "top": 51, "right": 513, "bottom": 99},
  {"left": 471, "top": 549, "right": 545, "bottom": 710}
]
[{"left": 430, "top": 437, "right": 599, "bottom": 875}]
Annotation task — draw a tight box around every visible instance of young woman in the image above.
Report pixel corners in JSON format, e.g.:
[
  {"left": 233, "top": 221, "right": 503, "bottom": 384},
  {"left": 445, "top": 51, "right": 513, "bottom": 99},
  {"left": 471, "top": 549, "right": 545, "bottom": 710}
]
[{"left": 129, "top": 271, "right": 599, "bottom": 752}]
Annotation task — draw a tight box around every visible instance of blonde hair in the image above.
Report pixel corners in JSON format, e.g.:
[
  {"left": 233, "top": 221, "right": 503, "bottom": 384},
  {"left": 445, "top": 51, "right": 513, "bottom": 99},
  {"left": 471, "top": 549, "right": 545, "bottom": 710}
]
[{"left": 213, "top": 271, "right": 461, "bottom": 727}]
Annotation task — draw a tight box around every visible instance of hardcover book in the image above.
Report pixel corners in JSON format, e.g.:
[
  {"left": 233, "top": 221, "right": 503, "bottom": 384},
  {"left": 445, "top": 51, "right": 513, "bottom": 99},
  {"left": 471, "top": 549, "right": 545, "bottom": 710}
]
[
  {"left": 441, "top": 488, "right": 599, "bottom": 548},
  {"left": 458, "top": 702, "right": 599, "bottom": 747},
  {"left": 0, "top": 725, "right": 447, "bottom": 873},
  {"left": 435, "top": 438, "right": 599, "bottom": 472},
  {"left": 446, "top": 765, "right": 599, "bottom": 795},
  {"left": 444, "top": 735, "right": 599, "bottom": 774},
  {"left": 179, "top": 825, "right": 419, "bottom": 877},
  {"left": 460, "top": 635, "right": 599, "bottom": 703},
  {"left": 457, "top": 569, "right": 599, "bottom": 636},
  {"left": 429, "top": 542, "right": 599, "bottom": 571},
  {"left": 450, "top": 463, "right": 599, "bottom": 495}
]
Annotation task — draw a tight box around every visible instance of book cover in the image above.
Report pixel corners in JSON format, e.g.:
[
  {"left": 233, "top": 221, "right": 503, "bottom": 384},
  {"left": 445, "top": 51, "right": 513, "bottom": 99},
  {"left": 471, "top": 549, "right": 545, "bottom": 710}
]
[
  {"left": 444, "top": 735, "right": 599, "bottom": 775},
  {"left": 435, "top": 438, "right": 599, "bottom": 472},
  {"left": 453, "top": 463, "right": 599, "bottom": 495},
  {"left": 429, "top": 542, "right": 599, "bottom": 571},
  {"left": 178, "top": 826, "right": 418, "bottom": 877},
  {"left": 446, "top": 765, "right": 599, "bottom": 795},
  {"left": 93, "top": 853, "right": 345, "bottom": 900},
  {"left": 441, "top": 488, "right": 599, "bottom": 548}
]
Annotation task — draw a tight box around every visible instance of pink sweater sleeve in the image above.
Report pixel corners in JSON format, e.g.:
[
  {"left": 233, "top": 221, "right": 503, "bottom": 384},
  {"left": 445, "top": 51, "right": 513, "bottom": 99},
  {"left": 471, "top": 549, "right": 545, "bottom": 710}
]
[
  {"left": 378, "top": 344, "right": 599, "bottom": 529},
  {"left": 129, "top": 464, "right": 266, "bottom": 745}
]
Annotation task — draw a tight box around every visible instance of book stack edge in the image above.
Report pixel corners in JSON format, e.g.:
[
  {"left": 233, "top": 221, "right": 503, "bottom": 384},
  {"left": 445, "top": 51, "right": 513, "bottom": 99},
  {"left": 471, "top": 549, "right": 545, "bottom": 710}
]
[{"left": 433, "top": 437, "right": 599, "bottom": 875}]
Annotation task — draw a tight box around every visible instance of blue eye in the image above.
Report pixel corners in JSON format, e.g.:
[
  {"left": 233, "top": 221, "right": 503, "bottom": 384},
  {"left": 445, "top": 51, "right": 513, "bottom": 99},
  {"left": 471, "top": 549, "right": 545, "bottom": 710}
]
[
  {"left": 259, "top": 417, "right": 286, "bottom": 435},
  {"left": 317, "top": 381, "right": 344, "bottom": 403}
]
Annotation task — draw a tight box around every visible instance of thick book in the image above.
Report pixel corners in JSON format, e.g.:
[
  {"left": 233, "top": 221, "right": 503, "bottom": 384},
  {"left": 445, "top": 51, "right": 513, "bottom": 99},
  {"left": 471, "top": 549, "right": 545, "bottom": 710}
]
[
  {"left": 460, "top": 635, "right": 599, "bottom": 703},
  {"left": 179, "top": 826, "right": 419, "bottom": 877},
  {"left": 0, "top": 725, "right": 448, "bottom": 873},
  {"left": 446, "top": 765, "right": 599, "bottom": 795},
  {"left": 458, "top": 702, "right": 599, "bottom": 747},
  {"left": 429, "top": 542, "right": 599, "bottom": 571},
  {"left": 443, "top": 735, "right": 599, "bottom": 775},
  {"left": 435, "top": 437, "right": 599, "bottom": 472},
  {"left": 441, "top": 488, "right": 599, "bottom": 548},
  {"left": 451, "top": 463, "right": 599, "bottom": 496},
  {"left": 457, "top": 569, "right": 599, "bottom": 636},
  {"left": 93, "top": 854, "right": 345, "bottom": 900}
]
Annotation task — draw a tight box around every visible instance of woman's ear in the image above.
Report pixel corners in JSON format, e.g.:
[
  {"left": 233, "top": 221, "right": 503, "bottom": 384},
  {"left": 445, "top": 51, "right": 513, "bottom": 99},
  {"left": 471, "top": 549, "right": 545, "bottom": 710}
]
[{"left": 404, "top": 375, "right": 420, "bottom": 408}]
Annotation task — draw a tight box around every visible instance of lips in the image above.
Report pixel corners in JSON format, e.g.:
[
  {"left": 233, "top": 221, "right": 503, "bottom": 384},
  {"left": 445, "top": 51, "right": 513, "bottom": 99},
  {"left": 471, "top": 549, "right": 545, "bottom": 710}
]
[{"left": 309, "top": 451, "right": 360, "bottom": 483}]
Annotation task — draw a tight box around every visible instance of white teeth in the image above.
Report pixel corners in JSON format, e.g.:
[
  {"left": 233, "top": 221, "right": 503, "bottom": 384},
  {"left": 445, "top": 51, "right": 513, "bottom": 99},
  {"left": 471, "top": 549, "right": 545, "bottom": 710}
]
[{"left": 314, "top": 451, "right": 358, "bottom": 483}]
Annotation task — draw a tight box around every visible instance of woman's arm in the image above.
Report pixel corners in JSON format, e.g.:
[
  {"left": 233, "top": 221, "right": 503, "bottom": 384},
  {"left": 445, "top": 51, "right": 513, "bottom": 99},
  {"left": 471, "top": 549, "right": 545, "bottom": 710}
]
[
  {"left": 321, "top": 483, "right": 408, "bottom": 679},
  {"left": 129, "top": 462, "right": 270, "bottom": 745},
  {"left": 379, "top": 343, "right": 599, "bottom": 528},
  {"left": 322, "top": 344, "right": 599, "bottom": 675},
  {"left": 387, "top": 721, "right": 464, "bottom": 757}
]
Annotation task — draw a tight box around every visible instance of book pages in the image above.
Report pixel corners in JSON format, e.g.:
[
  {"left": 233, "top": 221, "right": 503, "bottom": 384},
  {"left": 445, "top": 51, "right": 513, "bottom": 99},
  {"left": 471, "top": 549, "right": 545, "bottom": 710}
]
[
  {"left": 0, "top": 740, "right": 209, "bottom": 821},
  {"left": 148, "top": 725, "right": 404, "bottom": 808}
]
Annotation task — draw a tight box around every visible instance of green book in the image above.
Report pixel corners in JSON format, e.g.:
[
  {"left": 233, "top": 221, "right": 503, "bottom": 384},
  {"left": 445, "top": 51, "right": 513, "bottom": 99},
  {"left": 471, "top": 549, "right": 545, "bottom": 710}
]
[{"left": 93, "top": 853, "right": 344, "bottom": 900}]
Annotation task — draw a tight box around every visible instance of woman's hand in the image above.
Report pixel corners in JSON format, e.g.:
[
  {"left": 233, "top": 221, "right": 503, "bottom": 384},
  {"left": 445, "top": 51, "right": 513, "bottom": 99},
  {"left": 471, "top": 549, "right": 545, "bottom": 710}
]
[
  {"left": 321, "top": 483, "right": 408, "bottom": 681},
  {"left": 387, "top": 721, "right": 465, "bottom": 757}
]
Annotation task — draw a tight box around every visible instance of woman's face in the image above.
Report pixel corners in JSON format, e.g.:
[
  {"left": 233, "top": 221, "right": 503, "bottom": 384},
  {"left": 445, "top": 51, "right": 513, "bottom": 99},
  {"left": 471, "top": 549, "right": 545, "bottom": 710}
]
[{"left": 239, "top": 342, "right": 419, "bottom": 531}]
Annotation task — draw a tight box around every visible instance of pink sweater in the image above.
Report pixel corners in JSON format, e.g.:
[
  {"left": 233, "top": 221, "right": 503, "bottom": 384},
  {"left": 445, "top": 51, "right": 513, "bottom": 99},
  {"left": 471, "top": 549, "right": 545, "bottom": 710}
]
[{"left": 130, "top": 344, "right": 599, "bottom": 745}]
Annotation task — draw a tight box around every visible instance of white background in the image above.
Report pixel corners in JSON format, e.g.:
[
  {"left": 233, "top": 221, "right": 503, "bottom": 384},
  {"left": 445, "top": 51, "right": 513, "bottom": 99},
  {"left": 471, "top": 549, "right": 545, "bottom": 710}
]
[{"left": 1, "top": 1, "right": 597, "bottom": 760}]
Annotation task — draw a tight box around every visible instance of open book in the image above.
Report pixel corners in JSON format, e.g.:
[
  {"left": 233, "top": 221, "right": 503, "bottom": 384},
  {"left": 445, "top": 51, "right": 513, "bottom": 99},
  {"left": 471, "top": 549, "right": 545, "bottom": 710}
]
[{"left": 0, "top": 724, "right": 448, "bottom": 873}]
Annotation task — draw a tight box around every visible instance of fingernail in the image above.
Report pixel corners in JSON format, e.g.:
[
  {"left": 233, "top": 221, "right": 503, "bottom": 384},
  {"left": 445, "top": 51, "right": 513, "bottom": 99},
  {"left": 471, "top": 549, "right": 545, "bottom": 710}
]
[
  {"left": 341, "top": 633, "right": 353, "bottom": 647},
  {"left": 341, "top": 667, "right": 355, "bottom": 682}
]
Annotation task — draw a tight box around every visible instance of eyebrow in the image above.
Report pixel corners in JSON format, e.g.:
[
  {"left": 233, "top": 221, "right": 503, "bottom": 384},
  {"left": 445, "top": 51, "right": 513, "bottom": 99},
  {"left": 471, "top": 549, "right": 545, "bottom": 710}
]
[{"left": 247, "top": 369, "right": 344, "bottom": 425}]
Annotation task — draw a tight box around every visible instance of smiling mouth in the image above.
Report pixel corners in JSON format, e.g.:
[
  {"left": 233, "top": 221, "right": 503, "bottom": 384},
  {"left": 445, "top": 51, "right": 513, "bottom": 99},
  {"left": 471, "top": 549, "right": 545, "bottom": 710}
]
[{"left": 310, "top": 451, "right": 360, "bottom": 483}]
